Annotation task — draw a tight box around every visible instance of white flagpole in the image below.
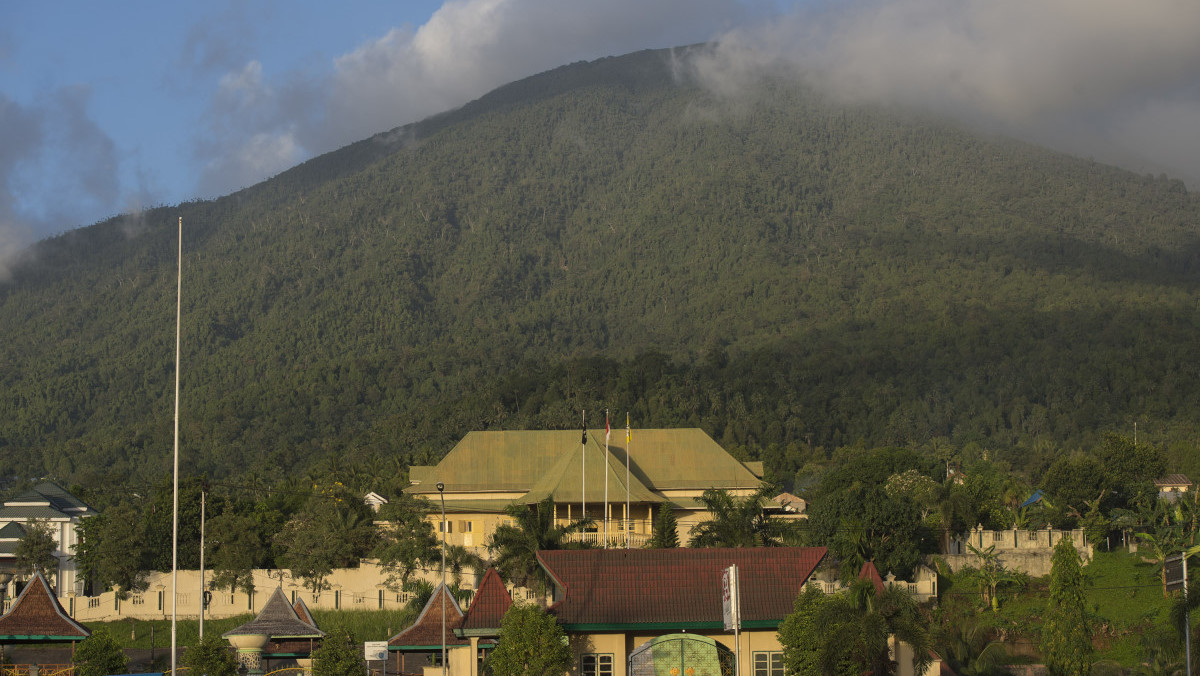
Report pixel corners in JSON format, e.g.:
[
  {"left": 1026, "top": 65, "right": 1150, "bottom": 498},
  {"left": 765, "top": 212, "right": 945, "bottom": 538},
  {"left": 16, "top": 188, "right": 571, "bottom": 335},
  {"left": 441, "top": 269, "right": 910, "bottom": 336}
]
[
  {"left": 581, "top": 411, "right": 586, "bottom": 529},
  {"left": 604, "top": 410, "right": 610, "bottom": 548},
  {"left": 171, "top": 216, "right": 182, "bottom": 676},
  {"left": 625, "top": 413, "right": 631, "bottom": 549}
]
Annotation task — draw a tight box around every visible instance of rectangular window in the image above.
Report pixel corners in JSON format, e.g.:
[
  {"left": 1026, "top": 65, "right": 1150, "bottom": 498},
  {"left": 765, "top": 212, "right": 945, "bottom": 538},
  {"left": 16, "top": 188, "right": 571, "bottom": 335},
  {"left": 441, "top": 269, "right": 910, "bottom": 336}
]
[
  {"left": 753, "top": 652, "right": 783, "bottom": 676},
  {"left": 439, "top": 521, "right": 453, "bottom": 533},
  {"left": 580, "top": 654, "right": 613, "bottom": 676}
]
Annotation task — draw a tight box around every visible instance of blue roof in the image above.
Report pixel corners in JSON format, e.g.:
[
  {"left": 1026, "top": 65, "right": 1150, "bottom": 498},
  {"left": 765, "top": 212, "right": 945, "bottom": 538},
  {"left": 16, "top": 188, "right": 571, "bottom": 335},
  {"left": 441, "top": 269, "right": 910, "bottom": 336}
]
[{"left": 1020, "top": 490, "right": 1044, "bottom": 508}]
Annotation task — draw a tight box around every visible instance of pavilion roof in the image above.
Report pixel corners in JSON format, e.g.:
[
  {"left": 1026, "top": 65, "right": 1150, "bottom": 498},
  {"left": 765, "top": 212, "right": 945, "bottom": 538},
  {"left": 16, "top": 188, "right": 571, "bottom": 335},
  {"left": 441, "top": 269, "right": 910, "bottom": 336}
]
[
  {"left": 0, "top": 572, "right": 89, "bottom": 642},
  {"left": 459, "top": 568, "right": 513, "bottom": 635},
  {"left": 388, "top": 584, "right": 468, "bottom": 650},
  {"left": 223, "top": 587, "right": 324, "bottom": 639}
]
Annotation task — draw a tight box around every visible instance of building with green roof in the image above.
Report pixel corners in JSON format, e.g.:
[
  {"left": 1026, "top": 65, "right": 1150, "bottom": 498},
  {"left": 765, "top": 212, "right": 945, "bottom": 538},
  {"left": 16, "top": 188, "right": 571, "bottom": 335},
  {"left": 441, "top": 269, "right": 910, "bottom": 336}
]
[
  {"left": 406, "top": 428, "right": 766, "bottom": 550},
  {"left": 0, "top": 482, "right": 97, "bottom": 600}
]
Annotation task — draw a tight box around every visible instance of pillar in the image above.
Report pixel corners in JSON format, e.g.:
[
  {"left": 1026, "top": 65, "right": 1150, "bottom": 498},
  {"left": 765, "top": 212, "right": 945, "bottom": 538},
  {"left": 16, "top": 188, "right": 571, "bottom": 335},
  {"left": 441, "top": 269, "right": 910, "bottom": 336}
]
[{"left": 227, "top": 634, "right": 269, "bottom": 676}]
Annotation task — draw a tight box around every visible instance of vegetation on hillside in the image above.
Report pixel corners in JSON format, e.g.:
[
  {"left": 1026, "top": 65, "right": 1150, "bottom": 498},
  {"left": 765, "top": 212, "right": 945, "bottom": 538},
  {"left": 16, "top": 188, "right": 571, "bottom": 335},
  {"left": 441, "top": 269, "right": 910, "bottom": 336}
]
[{"left": 1, "top": 48, "right": 1198, "bottom": 495}]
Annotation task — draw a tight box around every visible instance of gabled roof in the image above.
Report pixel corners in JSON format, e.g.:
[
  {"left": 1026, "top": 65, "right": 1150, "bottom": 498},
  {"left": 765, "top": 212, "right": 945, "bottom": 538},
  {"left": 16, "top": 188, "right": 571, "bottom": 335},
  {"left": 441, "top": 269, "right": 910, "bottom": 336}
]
[
  {"left": 1156, "top": 474, "right": 1192, "bottom": 487},
  {"left": 0, "top": 572, "right": 90, "bottom": 642},
  {"left": 0, "top": 482, "right": 96, "bottom": 522},
  {"left": 537, "top": 547, "right": 827, "bottom": 629},
  {"left": 388, "top": 584, "right": 469, "bottom": 650},
  {"left": 519, "top": 439, "right": 663, "bottom": 505},
  {"left": 0, "top": 522, "right": 27, "bottom": 539},
  {"left": 408, "top": 429, "right": 762, "bottom": 495},
  {"left": 292, "top": 597, "right": 318, "bottom": 629},
  {"left": 858, "top": 561, "right": 886, "bottom": 596},
  {"left": 223, "top": 588, "right": 324, "bottom": 639},
  {"left": 459, "top": 568, "right": 513, "bottom": 635}
]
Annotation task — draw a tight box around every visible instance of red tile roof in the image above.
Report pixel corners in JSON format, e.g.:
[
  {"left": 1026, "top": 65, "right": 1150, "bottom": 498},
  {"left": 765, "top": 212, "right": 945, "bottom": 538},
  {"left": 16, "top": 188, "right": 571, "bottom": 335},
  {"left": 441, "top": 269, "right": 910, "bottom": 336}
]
[
  {"left": 293, "top": 597, "right": 318, "bottom": 629},
  {"left": 537, "top": 547, "right": 826, "bottom": 629},
  {"left": 0, "top": 572, "right": 89, "bottom": 641},
  {"left": 461, "top": 568, "right": 512, "bottom": 633},
  {"left": 388, "top": 584, "right": 469, "bottom": 649},
  {"left": 858, "top": 561, "right": 886, "bottom": 596}
]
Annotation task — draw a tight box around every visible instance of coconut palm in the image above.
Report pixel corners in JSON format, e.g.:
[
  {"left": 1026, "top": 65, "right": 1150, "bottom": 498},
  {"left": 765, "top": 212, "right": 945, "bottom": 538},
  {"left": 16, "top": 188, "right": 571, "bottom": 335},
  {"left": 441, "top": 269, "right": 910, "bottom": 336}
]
[
  {"left": 487, "top": 497, "right": 591, "bottom": 593},
  {"left": 688, "top": 484, "right": 794, "bottom": 548}
]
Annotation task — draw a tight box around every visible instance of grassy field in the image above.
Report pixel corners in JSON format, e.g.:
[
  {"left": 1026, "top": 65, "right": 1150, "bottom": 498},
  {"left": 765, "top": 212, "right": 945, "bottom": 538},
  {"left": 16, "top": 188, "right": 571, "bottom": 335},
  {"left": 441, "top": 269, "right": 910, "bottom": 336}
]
[{"left": 941, "top": 547, "right": 1188, "bottom": 668}]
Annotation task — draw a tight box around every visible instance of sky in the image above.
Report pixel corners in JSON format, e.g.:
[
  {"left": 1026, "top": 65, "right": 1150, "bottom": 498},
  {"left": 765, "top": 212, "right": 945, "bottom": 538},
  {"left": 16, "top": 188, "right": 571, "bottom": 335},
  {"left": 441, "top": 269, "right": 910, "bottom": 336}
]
[{"left": 2, "top": 0, "right": 1199, "bottom": 274}]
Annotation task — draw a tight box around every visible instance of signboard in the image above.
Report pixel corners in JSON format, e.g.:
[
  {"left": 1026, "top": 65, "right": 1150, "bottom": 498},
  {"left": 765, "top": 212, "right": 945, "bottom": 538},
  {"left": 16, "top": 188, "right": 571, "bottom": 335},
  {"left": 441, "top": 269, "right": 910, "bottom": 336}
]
[
  {"left": 1166, "top": 553, "right": 1186, "bottom": 593},
  {"left": 364, "top": 641, "right": 389, "bottom": 662},
  {"left": 722, "top": 564, "right": 740, "bottom": 631}
]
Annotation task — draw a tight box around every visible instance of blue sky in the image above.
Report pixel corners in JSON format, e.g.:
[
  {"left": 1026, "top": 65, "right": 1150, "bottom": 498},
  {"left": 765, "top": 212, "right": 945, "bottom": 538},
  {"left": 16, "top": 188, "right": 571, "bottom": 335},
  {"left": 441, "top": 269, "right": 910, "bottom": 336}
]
[{"left": 3, "top": 0, "right": 1199, "bottom": 272}]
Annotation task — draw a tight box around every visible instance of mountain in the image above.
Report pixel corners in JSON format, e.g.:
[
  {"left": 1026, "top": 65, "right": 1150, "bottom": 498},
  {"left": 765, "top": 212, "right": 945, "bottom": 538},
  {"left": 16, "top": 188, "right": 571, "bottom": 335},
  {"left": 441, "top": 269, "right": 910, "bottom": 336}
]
[{"left": 2, "top": 46, "right": 1199, "bottom": 492}]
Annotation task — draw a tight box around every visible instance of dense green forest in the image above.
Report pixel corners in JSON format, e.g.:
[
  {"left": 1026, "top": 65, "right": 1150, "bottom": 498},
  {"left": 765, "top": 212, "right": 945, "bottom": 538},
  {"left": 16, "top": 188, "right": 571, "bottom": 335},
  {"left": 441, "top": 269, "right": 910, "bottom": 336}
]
[{"left": 1, "top": 46, "right": 1199, "bottom": 494}]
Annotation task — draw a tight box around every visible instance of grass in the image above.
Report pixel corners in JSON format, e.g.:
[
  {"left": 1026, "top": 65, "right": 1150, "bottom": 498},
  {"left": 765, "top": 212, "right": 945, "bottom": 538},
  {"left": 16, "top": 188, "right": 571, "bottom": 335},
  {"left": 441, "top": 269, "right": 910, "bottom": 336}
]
[{"left": 937, "top": 548, "right": 1189, "bottom": 668}]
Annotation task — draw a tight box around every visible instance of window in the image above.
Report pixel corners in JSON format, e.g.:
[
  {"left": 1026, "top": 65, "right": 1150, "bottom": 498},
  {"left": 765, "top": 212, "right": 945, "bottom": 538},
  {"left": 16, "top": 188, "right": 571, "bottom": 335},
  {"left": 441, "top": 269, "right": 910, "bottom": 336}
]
[
  {"left": 581, "top": 654, "right": 613, "bottom": 676},
  {"left": 439, "top": 521, "right": 453, "bottom": 533},
  {"left": 753, "top": 652, "right": 783, "bottom": 676}
]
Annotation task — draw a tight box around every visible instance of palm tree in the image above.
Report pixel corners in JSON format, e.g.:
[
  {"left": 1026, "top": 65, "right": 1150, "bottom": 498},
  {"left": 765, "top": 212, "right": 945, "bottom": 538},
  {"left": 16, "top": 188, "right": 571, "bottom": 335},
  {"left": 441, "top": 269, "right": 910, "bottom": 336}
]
[
  {"left": 795, "top": 584, "right": 933, "bottom": 676},
  {"left": 487, "top": 497, "right": 591, "bottom": 593},
  {"left": 688, "top": 485, "right": 793, "bottom": 548},
  {"left": 937, "top": 621, "right": 1010, "bottom": 676},
  {"left": 966, "top": 543, "right": 1022, "bottom": 612}
]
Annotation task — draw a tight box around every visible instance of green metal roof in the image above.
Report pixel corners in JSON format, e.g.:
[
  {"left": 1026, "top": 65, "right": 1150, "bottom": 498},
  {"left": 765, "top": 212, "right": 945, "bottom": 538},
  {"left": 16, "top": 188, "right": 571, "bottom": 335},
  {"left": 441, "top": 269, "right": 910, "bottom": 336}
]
[
  {"left": 0, "top": 506, "right": 72, "bottom": 520},
  {"left": 407, "top": 429, "right": 761, "bottom": 495},
  {"left": 519, "top": 440, "right": 663, "bottom": 505},
  {"left": 0, "top": 522, "right": 27, "bottom": 539}
]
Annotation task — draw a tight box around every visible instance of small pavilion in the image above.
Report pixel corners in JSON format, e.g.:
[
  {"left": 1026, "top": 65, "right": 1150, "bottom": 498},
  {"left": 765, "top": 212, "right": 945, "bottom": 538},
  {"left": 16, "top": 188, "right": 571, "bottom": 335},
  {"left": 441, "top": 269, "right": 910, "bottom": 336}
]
[
  {"left": 387, "top": 583, "right": 471, "bottom": 675},
  {"left": 223, "top": 587, "right": 324, "bottom": 676},
  {"left": 0, "top": 571, "right": 90, "bottom": 667}
]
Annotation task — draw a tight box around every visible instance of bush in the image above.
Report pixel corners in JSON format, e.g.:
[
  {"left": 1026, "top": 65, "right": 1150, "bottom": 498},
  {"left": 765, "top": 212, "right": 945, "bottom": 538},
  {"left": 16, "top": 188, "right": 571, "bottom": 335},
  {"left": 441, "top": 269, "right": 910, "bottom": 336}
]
[
  {"left": 312, "top": 628, "right": 367, "bottom": 676},
  {"left": 74, "top": 630, "right": 128, "bottom": 676}
]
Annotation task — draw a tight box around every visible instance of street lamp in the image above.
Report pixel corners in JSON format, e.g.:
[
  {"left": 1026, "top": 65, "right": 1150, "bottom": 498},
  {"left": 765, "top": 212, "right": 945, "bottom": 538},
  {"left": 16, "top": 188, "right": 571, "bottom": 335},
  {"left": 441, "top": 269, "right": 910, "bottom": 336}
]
[{"left": 436, "top": 481, "right": 447, "bottom": 676}]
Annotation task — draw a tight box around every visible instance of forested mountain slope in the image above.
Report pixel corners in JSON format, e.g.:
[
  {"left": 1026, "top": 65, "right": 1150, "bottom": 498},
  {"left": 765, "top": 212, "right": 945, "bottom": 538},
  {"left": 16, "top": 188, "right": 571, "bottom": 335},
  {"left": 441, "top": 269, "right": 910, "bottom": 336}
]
[{"left": 2, "top": 46, "right": 1198, "bottom": 492}]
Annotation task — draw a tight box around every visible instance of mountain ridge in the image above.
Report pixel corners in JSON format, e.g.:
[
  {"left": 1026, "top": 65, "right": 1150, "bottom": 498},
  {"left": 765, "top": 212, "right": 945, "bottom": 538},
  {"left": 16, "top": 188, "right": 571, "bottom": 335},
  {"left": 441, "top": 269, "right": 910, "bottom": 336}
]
[{"left": 2, "top": 46, "right": 1198, "bottom": 491}]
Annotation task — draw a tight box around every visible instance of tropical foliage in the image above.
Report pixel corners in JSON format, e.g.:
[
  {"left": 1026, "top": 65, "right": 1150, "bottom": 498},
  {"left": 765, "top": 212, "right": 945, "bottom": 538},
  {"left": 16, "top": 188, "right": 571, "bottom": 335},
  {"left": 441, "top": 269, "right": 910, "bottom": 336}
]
[
  {"left": 687, "top": 485, "right": 793, "bottom": 548},
  {"left": 0, "top": 48, "right": 1198, "bottom": 500},
  {"left": 486, "top": 604, "right": 572, "bottom": 676},
  {"left": 487, "top": 497, "right": 591, "bottom": 593}
]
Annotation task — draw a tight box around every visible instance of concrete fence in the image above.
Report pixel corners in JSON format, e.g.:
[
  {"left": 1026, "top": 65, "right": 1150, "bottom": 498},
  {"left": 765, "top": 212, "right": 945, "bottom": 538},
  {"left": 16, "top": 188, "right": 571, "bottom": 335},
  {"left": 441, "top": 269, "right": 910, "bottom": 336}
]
[{"left": 942, "top": 527, "right": 1092, "bottom": 576}]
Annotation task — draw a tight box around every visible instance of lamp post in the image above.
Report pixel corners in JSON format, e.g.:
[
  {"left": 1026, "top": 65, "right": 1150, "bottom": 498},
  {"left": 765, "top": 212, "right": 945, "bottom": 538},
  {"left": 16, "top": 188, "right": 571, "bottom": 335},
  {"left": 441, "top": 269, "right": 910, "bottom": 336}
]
[{"left": 436, "top": 481, "right": 447, "bottom": 676}]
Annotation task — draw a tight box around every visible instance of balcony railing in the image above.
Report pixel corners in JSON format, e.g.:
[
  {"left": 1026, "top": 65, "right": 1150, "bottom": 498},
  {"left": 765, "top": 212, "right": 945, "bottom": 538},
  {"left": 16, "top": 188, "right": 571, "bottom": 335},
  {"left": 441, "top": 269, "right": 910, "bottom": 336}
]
[{"left": 564, "top": 531, "right": 651, "bottom": 548}]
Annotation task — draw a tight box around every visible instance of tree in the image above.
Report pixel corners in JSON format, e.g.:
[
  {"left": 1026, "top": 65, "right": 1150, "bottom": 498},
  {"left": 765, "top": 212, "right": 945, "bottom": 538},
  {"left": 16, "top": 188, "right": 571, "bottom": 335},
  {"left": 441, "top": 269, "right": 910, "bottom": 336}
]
[
  {"left": 488, "top": 498, "right": 591, "bottom": 593},
  {"left": 1040, "top": 537, "right": 1092, "bottom": 676},
  {"left": 207, "top": 511, "right": 266, "bottom": 595},
  {"left": 778, "top": 586, "right": 830, "bottom": 676},
  {"left": 311, "top": 628, "right": 367, "bottom": 676},
  {"left": 646, "top": 506, "right": 678, "bottom": 548},
  {"left": 275, "top": 496, "right": 377, "bottom": 597},
  {"left": 73, "top": 630, "right": 129, "bottom": 676},
  {"left": 965, "top": 543, "right": 1022, "bottom": 612},
  {"left": 486, "top": 604, "right": 572, "bottom": 676},
  {"left": 15, "top": 520, "right": 59, "bottom": 579},
  {"left": 182, "top": 633, "right": 239, "bottom": 676},
  {"left": 73, "top": 504, "right": 150, "bottom": 599},
  {"left": 373, "top": 494, "right": 440, "bottom": 590},
  {"left": 779, "top": 584, "right": 931, "bottom": 676},
  {"left": 688, "top": 485, "right": 792, "bottom": 548}
]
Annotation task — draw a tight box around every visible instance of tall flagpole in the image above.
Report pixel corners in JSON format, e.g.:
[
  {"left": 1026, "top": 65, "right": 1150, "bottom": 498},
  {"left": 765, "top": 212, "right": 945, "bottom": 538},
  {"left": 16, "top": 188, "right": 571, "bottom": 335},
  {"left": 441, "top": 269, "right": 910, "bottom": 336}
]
[
  {"left": 171, "top": 216, "right": 182, "bottom": 676},
  {"left": 604, "top": 410, "right": 610, "bottom": 548},
  {"left": 625, "top": 413, "right": 631, "bottom": 549},
  {"left": 580, "top": 411, "right": 586, "bottom": 530}
]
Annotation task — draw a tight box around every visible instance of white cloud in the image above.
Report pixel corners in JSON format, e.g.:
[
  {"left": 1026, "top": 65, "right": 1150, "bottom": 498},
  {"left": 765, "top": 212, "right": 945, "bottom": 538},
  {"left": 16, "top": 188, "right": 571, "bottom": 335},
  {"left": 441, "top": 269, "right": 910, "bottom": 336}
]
[
  {"left": 199, "top": 0, "right": 748, "bottom": 187},
  {"left": 0, "top": 88, "right": 123, "bottom": 278},
  {"left": 689, "top": 0, "right": 1200, "bottom": 183}
]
